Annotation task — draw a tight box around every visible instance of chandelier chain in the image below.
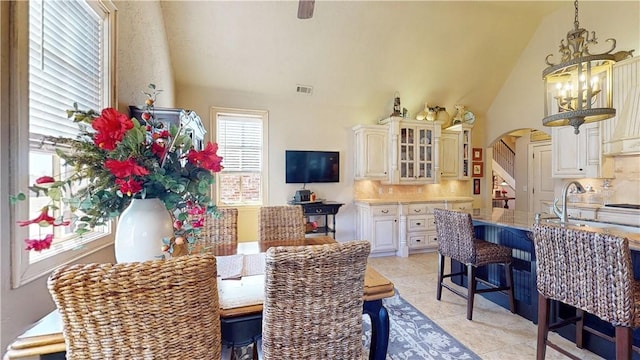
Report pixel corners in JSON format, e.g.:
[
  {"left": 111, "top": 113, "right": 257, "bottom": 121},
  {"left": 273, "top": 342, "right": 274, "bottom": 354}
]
[{"left": 573, "top": 0, "right": 579, "bottom": 30}]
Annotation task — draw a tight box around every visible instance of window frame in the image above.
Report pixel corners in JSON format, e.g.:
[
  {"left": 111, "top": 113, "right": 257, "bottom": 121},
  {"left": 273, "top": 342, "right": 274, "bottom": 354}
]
[
  {"left": 9, "top": 0, "right": 117, "bottom": 288},
  {"left": 210, "top": 107, "right": 269, "bottom": 207}
]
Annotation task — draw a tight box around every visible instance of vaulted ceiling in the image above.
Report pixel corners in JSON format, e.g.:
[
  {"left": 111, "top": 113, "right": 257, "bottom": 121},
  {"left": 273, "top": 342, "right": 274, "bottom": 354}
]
[{"left": 160, "top": 1, "right": 565, "bottom": 117}]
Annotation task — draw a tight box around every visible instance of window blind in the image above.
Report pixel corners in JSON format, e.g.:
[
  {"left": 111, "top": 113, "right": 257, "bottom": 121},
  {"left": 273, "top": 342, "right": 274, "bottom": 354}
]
[
  {"left": 29, "top": 0, "right": 103, "bottom": 146},
  {"left": 216, "top": 115, "right": 263, "bottom": 172}
]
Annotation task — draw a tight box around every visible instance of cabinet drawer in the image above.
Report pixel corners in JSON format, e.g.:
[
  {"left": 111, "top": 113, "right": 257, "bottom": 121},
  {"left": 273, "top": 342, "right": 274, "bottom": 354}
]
[
  {"left": 303, "top": 204, "right": 341, "bottom": 215},
  {"left": 448, "top": 202, "right": 472, "bottom": 211},
  {"left": 407, "top": 203, "right": 444, "bottom": 214},
  {"left": 372, "top": 206, "right": 397, "bottom": 216},
  {"left": 408, "top": 216, "right": 428, "bottom": 231},
  {"left": 409, "top": 234, "right": 429, "bottom": 248},
  {"left": 409, "top": 233, "right": 438, "bottom": 248}
]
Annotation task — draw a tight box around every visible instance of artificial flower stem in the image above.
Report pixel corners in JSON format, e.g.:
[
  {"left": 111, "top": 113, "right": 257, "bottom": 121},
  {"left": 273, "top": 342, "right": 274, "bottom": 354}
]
[{"left": 160, "top": 123, "right": 184, "bottom": 169}]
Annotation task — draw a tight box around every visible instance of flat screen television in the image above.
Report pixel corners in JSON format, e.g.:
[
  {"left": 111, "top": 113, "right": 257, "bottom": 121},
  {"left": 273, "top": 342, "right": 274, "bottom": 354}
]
[{"left": 285, "top": 150, "right": 340, "bottom": 184}]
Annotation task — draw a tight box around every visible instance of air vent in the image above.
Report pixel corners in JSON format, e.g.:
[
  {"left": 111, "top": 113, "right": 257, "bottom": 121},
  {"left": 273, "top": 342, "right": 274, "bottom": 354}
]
[{"left": 296, "top": 84, "right": 313, "bottom": 95}]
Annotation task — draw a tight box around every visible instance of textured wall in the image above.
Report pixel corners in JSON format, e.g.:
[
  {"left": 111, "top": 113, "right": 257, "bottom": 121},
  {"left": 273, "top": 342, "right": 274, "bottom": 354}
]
[
  {"left": 0, "top": 1, "right": 176, "bottom": 352},
  {"left": 116, "top": 0, "right": 175, "bottom": 111}
]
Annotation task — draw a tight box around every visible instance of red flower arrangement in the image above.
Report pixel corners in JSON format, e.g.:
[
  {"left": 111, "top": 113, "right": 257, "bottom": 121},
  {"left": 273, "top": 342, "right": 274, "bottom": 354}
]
[{"left": 12, "top": 85, "right": 223, "bottom": 254}]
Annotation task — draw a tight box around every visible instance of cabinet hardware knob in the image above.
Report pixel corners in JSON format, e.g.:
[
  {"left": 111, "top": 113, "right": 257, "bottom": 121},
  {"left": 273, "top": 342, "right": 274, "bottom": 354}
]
[{"left": 416, "top": 222, "right": 421, "bottom": 226}]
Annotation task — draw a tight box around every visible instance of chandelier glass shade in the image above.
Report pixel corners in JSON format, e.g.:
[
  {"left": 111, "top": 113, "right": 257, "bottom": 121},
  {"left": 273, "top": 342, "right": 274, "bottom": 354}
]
[{"left": 542, "top": 0, "right": 633, "bottom": 134}]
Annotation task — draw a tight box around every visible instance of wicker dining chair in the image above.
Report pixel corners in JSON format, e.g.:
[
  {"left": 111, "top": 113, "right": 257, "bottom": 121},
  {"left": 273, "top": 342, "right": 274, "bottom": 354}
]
[
  {"left": 433, "top": 208, "right": 516, "bottom": 320},
  {"left": 260, "top": 240, "right": 371, "bottom": 360},
  {"left": 258, "top": 205, "right": 306, "bottom": 251},
  {"left": 47, "top": 253, "right": 221, "bottom": 360},
  {"left": 196, "top": 207, "right": 239, "bottom": 256},
  {"left": 533, "top": 223, "right": 640, "bottom": 360}
]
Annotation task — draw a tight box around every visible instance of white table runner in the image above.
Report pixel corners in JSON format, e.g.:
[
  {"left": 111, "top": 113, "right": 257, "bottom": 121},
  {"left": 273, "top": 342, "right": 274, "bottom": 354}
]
[
  {"left": 216, "top": 253, "right": 267, "bottom": 309},
  {"left": 217, "top": 275, "right": 265, "bottom": 309}
]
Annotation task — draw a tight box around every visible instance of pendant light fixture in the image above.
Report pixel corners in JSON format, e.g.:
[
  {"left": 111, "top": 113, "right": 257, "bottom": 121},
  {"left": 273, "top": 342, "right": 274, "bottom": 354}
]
[{"left": 542, "top": 0, "right": 633, "bottom": 134}]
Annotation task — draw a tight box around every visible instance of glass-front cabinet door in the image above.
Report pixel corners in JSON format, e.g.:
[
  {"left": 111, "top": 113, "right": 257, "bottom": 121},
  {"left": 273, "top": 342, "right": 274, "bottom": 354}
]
[
  {"left": 398, "top": 123, "right": 435, "bottom": 183},
  {"left": 379, "top": 116, "right": 441, "bottom": 184},
  {"left": 416, "top": 127, "right": 433, "bottom": 180},
  {"left": 399, "top": 127, "right": 415, "bottom": 179}
]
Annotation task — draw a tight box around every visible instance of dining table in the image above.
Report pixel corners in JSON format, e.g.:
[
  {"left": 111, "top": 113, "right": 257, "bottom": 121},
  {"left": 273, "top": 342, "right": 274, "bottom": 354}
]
[{"left": 3, "top": 236, "right": 395, "bottom": 360}]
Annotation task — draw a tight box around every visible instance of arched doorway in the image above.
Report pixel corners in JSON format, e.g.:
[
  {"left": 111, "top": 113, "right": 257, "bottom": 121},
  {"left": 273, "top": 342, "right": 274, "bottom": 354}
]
[{"left": 487, "top": 128, "right": 551, "bottom": 212}]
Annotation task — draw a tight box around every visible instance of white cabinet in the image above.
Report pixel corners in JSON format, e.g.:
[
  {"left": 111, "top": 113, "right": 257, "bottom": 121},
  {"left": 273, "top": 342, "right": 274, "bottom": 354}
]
[
  {"left": 404, "top": 202, "right": 445, "bottom": 251},
  {"left": 355, "top": 203, "right": 398, "bottom": 255},
  {"left": 380, "top": 117, "right": 441, "bottom": 184},
  {"left": 440, "top": 131, "right": 459, "bottom": 179},
  {"left": 353, "top": 125, "right": 388, "bottom": 180},
  {"left": 447, "top": 201, "right": 473, "bottom": 211},
  {"left": 551, "top": 122, "right": 601, "bottom": 178},
  {"left": 441, "top": 124, "right": 472, "bottom": 180}
]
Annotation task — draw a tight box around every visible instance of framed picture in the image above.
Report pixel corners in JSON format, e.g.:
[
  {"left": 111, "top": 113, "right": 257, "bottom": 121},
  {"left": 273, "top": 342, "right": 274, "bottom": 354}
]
[
  {"left": 473, "top": 178, "right": 481, "bottom": 195},
  {"left": 472, "top": 162, "right": 484, "bottom": 177},
  {"left": 472, "top": 148, "right": 483, "bottom": 161}
]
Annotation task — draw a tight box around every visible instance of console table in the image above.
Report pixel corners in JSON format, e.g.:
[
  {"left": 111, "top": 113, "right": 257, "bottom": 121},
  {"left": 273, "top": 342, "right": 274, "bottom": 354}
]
[{"left": 292, "top": 201, "right": 343, "bottom": 238}]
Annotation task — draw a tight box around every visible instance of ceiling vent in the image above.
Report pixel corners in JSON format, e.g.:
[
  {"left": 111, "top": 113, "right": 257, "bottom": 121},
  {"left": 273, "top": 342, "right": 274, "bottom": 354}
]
[{"left": 296, "top": 84, "right": 313, "bottom": 95}]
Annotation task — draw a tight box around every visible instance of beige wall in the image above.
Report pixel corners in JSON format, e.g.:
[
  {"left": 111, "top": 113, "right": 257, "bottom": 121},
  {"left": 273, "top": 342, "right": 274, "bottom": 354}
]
[
  {"left": 115, "top": 0, "right": 175, "bottom": 111},
  {"left": 0, "top": 1, "right": 176, "bottom": 351}
]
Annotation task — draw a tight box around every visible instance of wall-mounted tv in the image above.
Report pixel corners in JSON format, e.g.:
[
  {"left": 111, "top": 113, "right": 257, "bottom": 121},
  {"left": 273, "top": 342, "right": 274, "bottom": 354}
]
[{"left": 285, "top": 150, "right": 340, "bottom": 184}]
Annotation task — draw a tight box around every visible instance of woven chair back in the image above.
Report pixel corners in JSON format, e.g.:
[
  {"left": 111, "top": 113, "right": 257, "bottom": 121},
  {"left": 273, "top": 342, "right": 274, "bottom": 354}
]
[
  {"left": 261, "top": 240, "right": 371, "bottom": 359},
  {"left": 258, "top": 205, "right": 306, "bottom": 249},
  {"left": 433, "top": 208, "right": 477, "bottom": 264},
  {"left": 196, "top": 207, "right": 238, "bottom": 255},
  {"left": 533, "top": 223, "right": 635, "bottom": 327},
  {"left": 48, "top": 254, "right": 221, "bottom": 359}
]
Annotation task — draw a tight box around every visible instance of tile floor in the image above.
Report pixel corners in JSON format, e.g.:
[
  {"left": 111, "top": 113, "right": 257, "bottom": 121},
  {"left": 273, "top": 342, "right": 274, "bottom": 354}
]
[{"left": 367, "top": 251, "right": 605, "bottom": 360}]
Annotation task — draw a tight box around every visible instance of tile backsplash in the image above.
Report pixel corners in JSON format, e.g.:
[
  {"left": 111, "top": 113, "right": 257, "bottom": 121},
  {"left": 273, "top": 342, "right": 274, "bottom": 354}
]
[
  {"left": 566, "top": 155, "right": 640, "bottom": 205},
  {"left": 354, "top": 180, "right": 471, "bottom": 200}
]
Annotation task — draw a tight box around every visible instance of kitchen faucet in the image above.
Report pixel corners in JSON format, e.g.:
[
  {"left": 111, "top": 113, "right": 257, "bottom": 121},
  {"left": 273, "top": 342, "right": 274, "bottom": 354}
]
[{"left": 552, "top": 180, "right": 586, "bottom": 223}]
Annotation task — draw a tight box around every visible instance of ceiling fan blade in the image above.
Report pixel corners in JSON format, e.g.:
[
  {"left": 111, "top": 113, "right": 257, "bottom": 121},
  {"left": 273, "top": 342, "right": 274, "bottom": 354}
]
[{"left": 297, "top": 0, "right": 315, "bottom": 19}]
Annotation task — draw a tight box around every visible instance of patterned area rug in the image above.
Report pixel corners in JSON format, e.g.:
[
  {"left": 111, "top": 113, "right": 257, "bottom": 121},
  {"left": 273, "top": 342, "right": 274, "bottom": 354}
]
[
  {"left": 225, "top": 292, "right": 479, "bottom": 359},
  {"left": 363, "top": 292, "right": 480, "bottom": 359}
]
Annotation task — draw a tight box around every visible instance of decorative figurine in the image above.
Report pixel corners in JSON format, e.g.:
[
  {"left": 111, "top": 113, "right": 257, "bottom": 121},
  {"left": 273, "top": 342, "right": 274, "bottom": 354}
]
[
  {"left": 391, "top": 91, "right": 402, "bottom": 116},
  {"left": 416, "top": 102, "right": 429, "bottom": 120},
  {"left": 452, "top": 104, "right": 466, "bottom": 125}
]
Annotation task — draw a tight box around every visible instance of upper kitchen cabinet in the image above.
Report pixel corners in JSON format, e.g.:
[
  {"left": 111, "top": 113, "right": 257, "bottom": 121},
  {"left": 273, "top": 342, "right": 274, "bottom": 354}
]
[
  {"left": 440, "top": 130, "right": 458, "bottom": 179},
  {"left": 353, "top": 125, "right": 389, "bottom": 180},
  {"left": 551, "top": 122, "right": 601, "bottom": 178},
  {"left": 440, "top": 123, "right": 472, "bottom": 180},
  {"left": 380, "top": 117, "right": 442, "bottom": 184}
]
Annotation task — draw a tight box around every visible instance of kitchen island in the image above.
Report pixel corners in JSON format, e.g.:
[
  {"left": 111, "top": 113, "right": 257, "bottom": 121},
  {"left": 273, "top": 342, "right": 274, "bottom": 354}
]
[{"left": 460, "top": 208, "right": 640, "bottom": 359}]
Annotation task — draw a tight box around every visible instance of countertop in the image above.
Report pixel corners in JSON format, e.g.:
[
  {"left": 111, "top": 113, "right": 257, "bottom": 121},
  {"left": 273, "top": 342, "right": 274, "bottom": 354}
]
[
  {"left": 471, "top": 208, "right": 640, "bottom": 249},
  {"left": 354, "top": 196, "right": 474, "bottom": 205}
]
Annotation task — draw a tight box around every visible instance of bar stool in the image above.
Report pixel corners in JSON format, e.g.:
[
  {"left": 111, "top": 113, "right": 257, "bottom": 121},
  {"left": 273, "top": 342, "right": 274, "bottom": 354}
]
[
  {"left": 533, "top": 223, "right": 640, "bottom": 359},
  {"left": 433, "top": 208, "right": 516, "bottom": 320}
]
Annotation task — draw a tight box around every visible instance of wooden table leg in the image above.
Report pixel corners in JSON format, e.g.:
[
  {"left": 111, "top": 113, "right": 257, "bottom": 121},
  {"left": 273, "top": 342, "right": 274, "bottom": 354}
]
[{"left": 363, "top": 299, "right": 390, "bottom": 360}]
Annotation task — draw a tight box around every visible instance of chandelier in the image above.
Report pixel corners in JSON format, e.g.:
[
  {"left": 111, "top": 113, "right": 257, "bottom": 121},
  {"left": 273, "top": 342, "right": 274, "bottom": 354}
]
[{"left": 542, "top": 0, "right": 633, "bottom": 134}]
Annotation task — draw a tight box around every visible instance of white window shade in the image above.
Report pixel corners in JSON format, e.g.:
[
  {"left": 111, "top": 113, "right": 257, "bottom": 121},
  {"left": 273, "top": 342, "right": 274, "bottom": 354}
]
[
  {"left": 217, "top": 115, "right": 263, "bottom": 172},
  {"left": 29, "top": 0, "right": 102, "bottom": 144}
]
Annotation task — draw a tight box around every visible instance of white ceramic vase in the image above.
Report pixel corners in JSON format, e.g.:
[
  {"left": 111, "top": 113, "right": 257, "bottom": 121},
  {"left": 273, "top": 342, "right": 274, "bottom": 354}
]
[{"left": 114, "top": 198, "right": 174, "bottom": 263}]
